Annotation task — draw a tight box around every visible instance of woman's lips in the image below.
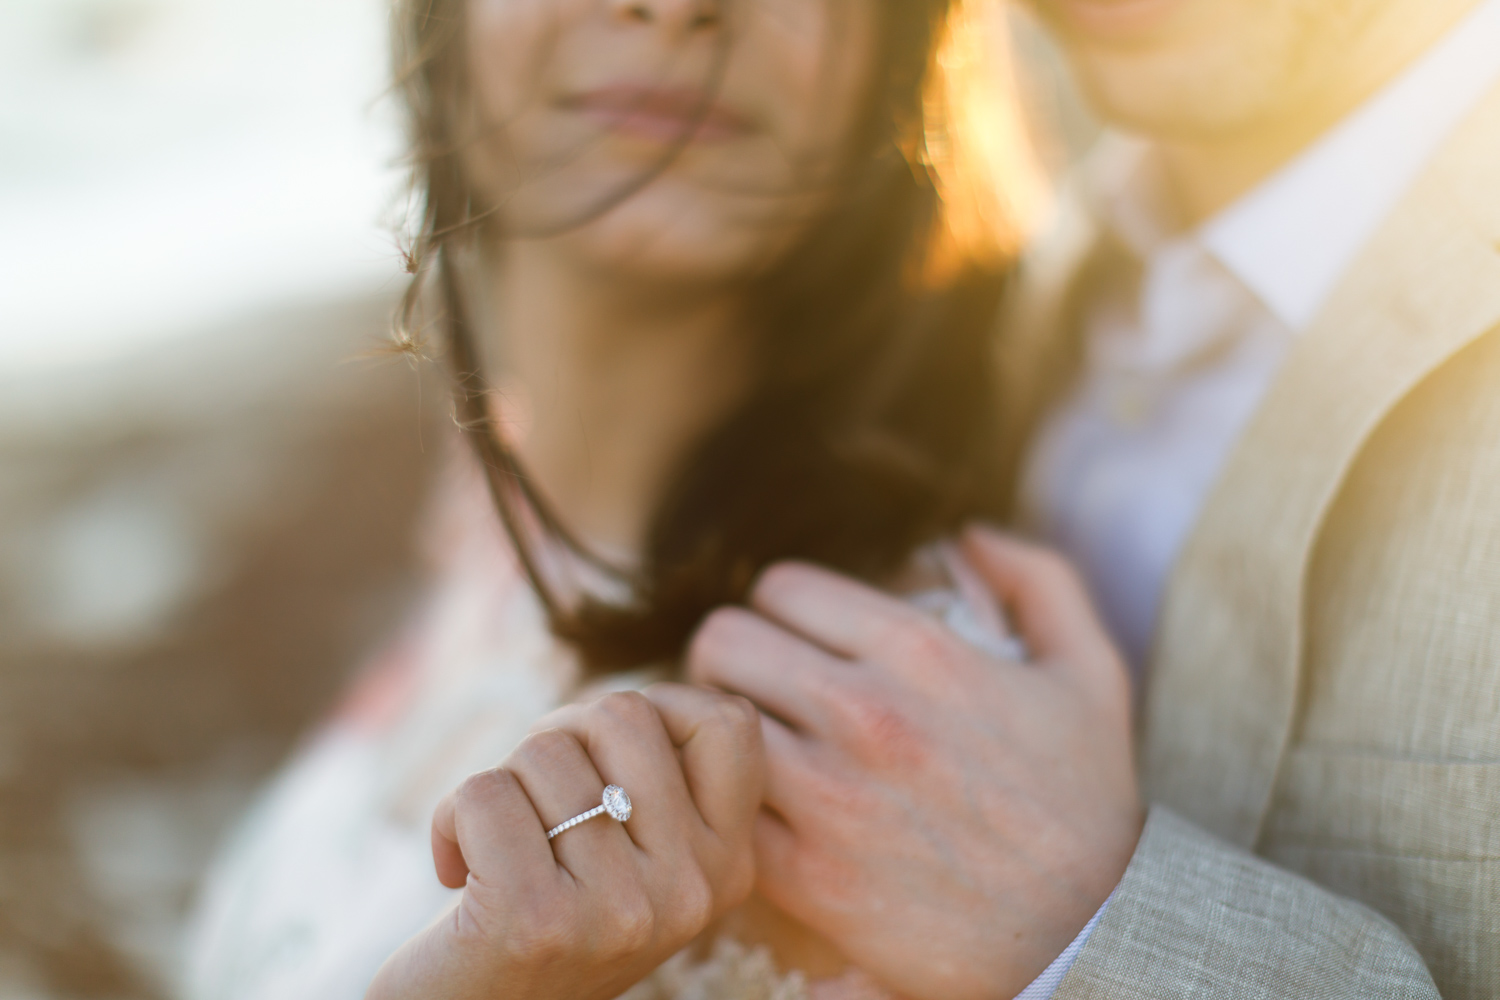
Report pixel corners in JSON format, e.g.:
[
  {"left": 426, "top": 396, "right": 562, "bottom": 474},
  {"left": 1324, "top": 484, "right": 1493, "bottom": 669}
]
[
  {"left": 562, "top": 84, "right": 755, "bottom": 143},
  {"left": 1046, "top": 0, "right": 1183, "bottom": 40}
]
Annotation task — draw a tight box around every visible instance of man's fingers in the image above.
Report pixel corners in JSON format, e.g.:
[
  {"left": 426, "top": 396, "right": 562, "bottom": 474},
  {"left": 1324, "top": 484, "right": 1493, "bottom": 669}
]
[
  {"left": 747, "top": 562, "right": 936, "bottom": 664},
  {"left": 749, "top": 809, "right": 805, "bottom": 915},
  {"left": 750, "top": 809, "right": 840, "bottom": 939},
  {"left": 959, "top": 526, "right": 1124, "bottom": 679},
  {"left": 756, "top": 711, "right": 821, "bottom": 828},
  {"left": 642, "top": 682, "right": 765, "bottom": 845},
  {"left": 685, "top": 607, "right": 849, "bottom": 734}
]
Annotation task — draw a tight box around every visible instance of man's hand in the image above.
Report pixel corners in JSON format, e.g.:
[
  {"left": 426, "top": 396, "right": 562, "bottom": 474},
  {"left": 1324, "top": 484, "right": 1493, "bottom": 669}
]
[
  {"left": 366, "top": 685, "right": 763, "bottom": 1000},
  {"left": 686, "top": 526, "right": 1143, "bottom": 1000}
]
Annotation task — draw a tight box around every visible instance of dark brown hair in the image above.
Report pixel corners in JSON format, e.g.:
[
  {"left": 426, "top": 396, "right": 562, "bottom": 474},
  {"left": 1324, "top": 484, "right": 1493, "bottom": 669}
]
[{"left": 392, "top": 0, "right": 1046, "bottom": 672}]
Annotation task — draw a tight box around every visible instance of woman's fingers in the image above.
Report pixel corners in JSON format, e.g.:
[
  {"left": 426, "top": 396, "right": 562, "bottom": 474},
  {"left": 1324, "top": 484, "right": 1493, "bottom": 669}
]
[
  {"left": 430, "top": 791, "right": 468, "bottom": 889},
  {"left": 398, "top": 692, "right": 758, "bottom": 1000},
  {"left": 502, "top": 728, "right": 638, "bottom": 884},
  {"left": 533, "top": 692, "right": 704, "bottom": 856},
  {"left": 530, "top": 687, "right": 760, "bottom": 937},
  {"left": 642, "top": 682, "right": 765, "bottom": 846},
  {"left": 430, "top": 766, "right": 555, "bottom": 892}
]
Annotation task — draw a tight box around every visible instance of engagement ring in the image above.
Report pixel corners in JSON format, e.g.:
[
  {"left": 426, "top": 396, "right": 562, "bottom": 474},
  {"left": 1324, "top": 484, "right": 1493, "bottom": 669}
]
[{"left": 546, "top": 784, "right": 632, "bottom": 840}]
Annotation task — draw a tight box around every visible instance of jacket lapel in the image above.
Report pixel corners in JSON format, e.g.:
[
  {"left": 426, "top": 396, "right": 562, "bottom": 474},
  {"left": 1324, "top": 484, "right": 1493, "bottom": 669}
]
[{"left": 1141, "top": 82, "right": 1500, "bottom": 847}]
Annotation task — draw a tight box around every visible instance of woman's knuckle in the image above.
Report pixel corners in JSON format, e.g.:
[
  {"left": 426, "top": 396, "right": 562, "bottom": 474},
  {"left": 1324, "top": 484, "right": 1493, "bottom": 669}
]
[
  {"left": 605, "top": 888, "right": 656, "bottom": 953},
  {"left": 596, "top": 689, "right": 654, "bottom": 727},
  {"left": 526, "top": 703, "right": 580, "bottom": 736},
  {"left": 514, "top": 728, "right": 576, "bottom": 768},
  {"left": 708, "top": 691, "right": 760, "bottom": 734},
  {"left": 675, "top": 867, "right": 716, "bottom": 931},
  {"left": 719, "top": 852, "right": 755, "bottom": 906},
  {"left": 503, "top": 902, "right": 576, "bottom": 964},
  {"left": 456, "top": 767, "right": 513, "bottom": 809}
]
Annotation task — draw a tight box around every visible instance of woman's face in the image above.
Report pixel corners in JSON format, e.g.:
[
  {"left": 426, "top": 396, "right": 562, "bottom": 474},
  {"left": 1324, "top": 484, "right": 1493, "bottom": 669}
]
[{"left": 463, "top": 0, "right": 879, "bottom": 284}]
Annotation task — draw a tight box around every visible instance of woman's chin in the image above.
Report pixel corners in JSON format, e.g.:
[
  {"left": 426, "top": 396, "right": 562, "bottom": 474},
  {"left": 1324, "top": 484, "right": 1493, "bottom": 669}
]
[
  {"left": 548, "top": 185, "right": 795, "bottom": 285},
  {"left": 559, "top": 223, "right": 776, "bottom": 291}
]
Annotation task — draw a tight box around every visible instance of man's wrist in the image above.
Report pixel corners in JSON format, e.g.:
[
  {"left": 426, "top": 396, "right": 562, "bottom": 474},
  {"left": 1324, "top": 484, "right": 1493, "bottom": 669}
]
[
  {"left": 1010, "top": 885, "right": 1117, "bottom": 1000},
  {"left": 1007, "top": 806, "right": 1140, "bottom": 998}
]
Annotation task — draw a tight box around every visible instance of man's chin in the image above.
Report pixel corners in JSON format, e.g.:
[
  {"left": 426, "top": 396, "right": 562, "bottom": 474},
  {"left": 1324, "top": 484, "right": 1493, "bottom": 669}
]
[
  {"left": 1035, "top": 0, "right": 1189, "bottom": 45},
  {"left": 1061, "top": 40, "right": 1276, "bottom": 143}
]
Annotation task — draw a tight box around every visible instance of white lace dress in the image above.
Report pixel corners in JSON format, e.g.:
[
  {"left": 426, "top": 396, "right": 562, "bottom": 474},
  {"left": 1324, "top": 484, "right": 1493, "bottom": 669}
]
[{"left": 183, "top": 456, "right": 1011, "bottom": 1000}]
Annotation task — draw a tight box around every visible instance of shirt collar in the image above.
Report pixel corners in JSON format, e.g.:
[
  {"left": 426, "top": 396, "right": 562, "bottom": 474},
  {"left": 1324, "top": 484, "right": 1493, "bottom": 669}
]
[{"left": 1200, "top": 0, "right": 1500, "bottom": 331}]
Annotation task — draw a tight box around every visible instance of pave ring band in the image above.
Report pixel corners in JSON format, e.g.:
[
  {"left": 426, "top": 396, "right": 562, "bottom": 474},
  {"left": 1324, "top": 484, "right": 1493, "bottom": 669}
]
[{"left": 547, "top": 784, "right": 633, "bottom": 840}]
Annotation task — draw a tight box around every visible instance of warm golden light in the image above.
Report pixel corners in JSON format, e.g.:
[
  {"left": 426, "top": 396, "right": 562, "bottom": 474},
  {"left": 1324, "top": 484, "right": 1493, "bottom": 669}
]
[{"left": 917, "top": 0, "right": 1053, "bottom": 283}]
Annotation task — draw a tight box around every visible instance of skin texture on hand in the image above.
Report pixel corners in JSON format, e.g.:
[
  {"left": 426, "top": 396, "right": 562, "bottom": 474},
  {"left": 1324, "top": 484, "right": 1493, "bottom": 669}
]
[
  {"left": 365, "top": 684, "right": 764, "bottom": 1000},
  {"left": 686, "top": 526, "right": 1144, "bottom": 1000}
]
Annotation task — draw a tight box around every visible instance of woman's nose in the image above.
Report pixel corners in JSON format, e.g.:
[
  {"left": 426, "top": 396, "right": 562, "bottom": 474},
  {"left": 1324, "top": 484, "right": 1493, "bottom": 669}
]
[{"left": 609, "top": 0, "right": 722, "bottom": 35}]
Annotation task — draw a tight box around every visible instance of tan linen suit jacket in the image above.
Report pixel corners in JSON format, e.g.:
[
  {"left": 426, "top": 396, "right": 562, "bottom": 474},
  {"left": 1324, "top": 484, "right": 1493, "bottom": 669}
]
[{"left": 997, "top": 81, "right": 1500, "bottom": 1000}]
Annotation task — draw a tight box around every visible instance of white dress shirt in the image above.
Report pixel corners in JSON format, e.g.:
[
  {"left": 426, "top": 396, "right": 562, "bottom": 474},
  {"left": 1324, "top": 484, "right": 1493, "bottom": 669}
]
[{"left": 1011, "top": 2, "right": 1500, "bottom": 993}]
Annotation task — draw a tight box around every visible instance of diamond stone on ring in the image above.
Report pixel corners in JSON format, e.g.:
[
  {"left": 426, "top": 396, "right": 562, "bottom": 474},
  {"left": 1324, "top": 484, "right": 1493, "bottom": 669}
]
[{"left": 547, "top": 785, "right": 632, "bottom": 840}]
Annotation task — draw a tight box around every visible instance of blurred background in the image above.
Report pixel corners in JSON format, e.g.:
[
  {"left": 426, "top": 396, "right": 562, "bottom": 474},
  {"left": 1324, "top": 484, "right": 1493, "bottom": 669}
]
[
  {"left": 0, "top": 2, "right": 1091, "bottom": 997},
  {"left": 1, "top": 1, "right": 441, "bottom": 996}
]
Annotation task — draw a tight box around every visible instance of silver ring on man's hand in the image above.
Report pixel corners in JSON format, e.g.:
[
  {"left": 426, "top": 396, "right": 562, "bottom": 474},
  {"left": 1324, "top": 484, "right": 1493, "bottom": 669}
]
[{"left": 546, "top": 784, "right": 632, "bottom": 840}]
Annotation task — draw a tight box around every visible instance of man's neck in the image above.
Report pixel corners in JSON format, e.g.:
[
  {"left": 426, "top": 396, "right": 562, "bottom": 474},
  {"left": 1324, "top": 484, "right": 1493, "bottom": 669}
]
[{"left": 1160, "top": 0, "right": 1482, "bottom": 223}]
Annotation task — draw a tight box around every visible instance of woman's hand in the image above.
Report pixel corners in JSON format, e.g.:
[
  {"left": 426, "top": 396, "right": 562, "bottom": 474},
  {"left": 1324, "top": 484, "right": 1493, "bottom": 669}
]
[{"left": 366, "top": 684, "right": 764, "bottom": 1000}]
